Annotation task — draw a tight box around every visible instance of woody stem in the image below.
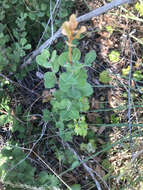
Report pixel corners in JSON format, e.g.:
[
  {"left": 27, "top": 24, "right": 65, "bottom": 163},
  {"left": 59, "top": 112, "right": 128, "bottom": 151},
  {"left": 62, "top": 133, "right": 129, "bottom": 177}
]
[{"left": 68, "top": 39, "right": 72, "bottom": 65}]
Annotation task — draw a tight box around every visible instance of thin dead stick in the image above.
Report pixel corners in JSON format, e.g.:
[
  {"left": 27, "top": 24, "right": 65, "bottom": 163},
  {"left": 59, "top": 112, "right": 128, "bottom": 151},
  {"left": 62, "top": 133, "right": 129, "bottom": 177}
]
[
  {"left": 0, "top": 73, "right": 39, "bottom": 96},
  {"left": 21, "top": 0, "right": 135, "bottom": 69},
  {"left": 6, "top": 144, "right": 72, "bottom": 190},
  {"left": 0, "top": 181, "right": 45, "bottom": 190},
  {"left": 65, "top": 143, "right": 103, "bottom": 190},
  {"left": 3, "top": 123, "right": 47, "bottom": 182},
  {"left": 33, "top": 151, "right": 72, "bottom": 190}
]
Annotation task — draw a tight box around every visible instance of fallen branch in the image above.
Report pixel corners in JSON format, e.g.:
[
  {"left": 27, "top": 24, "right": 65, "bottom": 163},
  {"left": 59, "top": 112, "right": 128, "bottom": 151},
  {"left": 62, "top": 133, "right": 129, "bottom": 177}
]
[
  {"left": 21, "top": 0, "right": 135, "bottom": 69},
  {"left": 65, "top": 143, "right": 110, "bottom": 190}
]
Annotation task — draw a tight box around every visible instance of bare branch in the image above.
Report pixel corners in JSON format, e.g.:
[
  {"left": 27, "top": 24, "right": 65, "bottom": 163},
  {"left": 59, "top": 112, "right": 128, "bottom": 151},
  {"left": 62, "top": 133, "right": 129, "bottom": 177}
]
[
  {"left": 65, "top": 143, "right": 110, "bottom": 190},
  {"left": 21, "top": 0, "right": 135, "bottom": 69}
]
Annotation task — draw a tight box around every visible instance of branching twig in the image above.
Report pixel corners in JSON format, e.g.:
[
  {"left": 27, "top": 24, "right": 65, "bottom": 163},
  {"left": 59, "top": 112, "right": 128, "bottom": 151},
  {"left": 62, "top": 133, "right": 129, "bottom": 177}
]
[
  {"left": 37, "top": 0, "right": 61, "bottom": 48},
  {"left": 33, "top": 151, "right": 72, "bottom": 190},
  {"left": 21, "top": 0, "right": 135, "bottom": 69},
  {"left": 0, "top": 181, "right": 45, "bottom": 190},
  {"left": 0, "top": 73, "right": 38, "bottom": 95}
]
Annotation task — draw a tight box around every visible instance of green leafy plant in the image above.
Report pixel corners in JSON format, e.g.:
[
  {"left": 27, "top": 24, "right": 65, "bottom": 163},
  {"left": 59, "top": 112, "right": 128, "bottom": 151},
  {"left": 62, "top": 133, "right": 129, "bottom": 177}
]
[
  {"left": 80, "top": 139, "right": 97, "bottom": 153},
  {"left": 0, "top": 146, "right": 36, "bottom": 189},
  {"left": 109, "top": 50, "right": 120, "bottom": 63},
  {"left": 133, "top": 70, "right": 143, "bottom": 80},
  {"left": 0, "top": 146, "right": 60, "bottom": 190},
  {"left": 74, "top": 116, "right": 88, "bottom": 137},
  {"left": 0, "top": 97, "right": 61, "bottom": 190},
  {"left": 0, "top": 13, "right": 96, "bottom": 190},
  {"left": 105, "top": 25, "right": 114, "bottom": 35},
  {"left": 122, "top": 66, "right": 130, "bottom": 76},
  {"left": 0, "top": 0, "right": 74, "bottom": 75},
  {"left": 36, "top": 14, "right": 96, "bottom": 140},
  {"left": 99, "top": 70, "right": 112, "bottom": 84},
  {"left": 135, "top": 2, "right": 143, "bottom": 16},
  {"left": 111, "top": 113, "right": 120, "bottom": 124}
]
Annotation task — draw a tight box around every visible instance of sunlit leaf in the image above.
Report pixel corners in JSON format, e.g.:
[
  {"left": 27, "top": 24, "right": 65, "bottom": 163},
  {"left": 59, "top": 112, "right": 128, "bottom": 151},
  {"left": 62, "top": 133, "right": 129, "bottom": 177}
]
[{"left": 44, "top": 72, "right": 56, "bottom": 88}]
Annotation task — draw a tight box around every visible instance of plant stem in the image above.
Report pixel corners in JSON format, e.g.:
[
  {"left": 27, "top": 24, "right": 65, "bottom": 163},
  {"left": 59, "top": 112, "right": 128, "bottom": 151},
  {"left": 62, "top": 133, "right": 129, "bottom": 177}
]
[{"left": 68, "top": 39, "right": 72, "bottom": 65}]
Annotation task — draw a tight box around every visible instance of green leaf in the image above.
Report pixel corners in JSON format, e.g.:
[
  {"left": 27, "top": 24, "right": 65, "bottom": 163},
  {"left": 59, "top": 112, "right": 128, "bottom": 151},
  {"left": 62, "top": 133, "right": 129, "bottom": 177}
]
[
  {"left": 28, "top": 12, "right": 36, "bottom": 20},
  {"left": 79, "top": 97, "right": 89, "bottom": 112},
  {"left": 56, "top": 121, "right": 64, "bottom": 129},
  {"left": 71, "top": 48, "right": 81, "bottom": 62},
  {"left": 38, "top": 171, "right": 49, "bottom": 184},
  {"left": 59, "top": 8, "right": 68, "bottom": 18},
  {"left": 122, "top": 66, "right": 130, "bottom": 76},
  {"left": 80, "top": 140, "right": 96, "bottom": 153},
  {"left": 99, "top": 70, "right": 112, "bottom": 83},
  {"left": 0, "top": 115, "right": 8, "bottom": 126},
  {"left": 135, "top": 2, "right": 143, "bottom": 16},
  {"left": 58, "top": 52, "right": 69, "bottom": 66},
  {"left": 41, "top": 3, "right": 47, "bottom": 11},
  {"left": 68, "top": 109, "right": 79, "bottom": 120},
  {"left": 53, "top": 90, "right": 65, "bottom": 101},
  {"left": 79, "top": 83, "right": 93, "bottom": 96},
  {"left": 60, "top": 99, "right": 71, "bottom": 109},
  {"left": 36, "top": 49, "right": 50, "bottom": 68},
  {"left": 60, "top": 108, "right": 79, "bottom": 121},
  {"left": 106, "top": 25, "right": 114, "bottom": 34},
  {"left": 12, "top": 0, "right": 18, "bottom": 4},
  {"left": 52, "top": 99, "right": 71, "bottom": 111},
  {"left": 74, "top": 116, "right": 88, "bottom": 137},
  {"left": 59, "top": 73, "right": 77, "bottom": 92},
  {"left": 50, "top": 50, "right": 57, "bottom": 62},
  {"left": 67, "top": 87, "right": 81, "bottom": 99},
  {"left": 42, "top": 109, "right": 51, "bottom": 122},
  {"left": 20, "top": 38, "right": 27, "bottom": 46},
  {"left": 60, "top": 110, "right": 70, "bottom": 121},
  {"left": 71, "top": 161, "right": 79, "bottom": 169},
  {"left": 44, "top": 72, "right": 56, "bottom": 88},
  {"left": 51, "top": 59, "right": 59, "bottom": 73},
  {"left": 87, "top": 139, "right": 97, "bottom": 153},
  {"left": 84, "top": 50, "right": 96, "bottom": 66},
  {"left": 109, "top": 50, "right": 120, "bottom": 62},
  {"left": 24, "top": 44, "right": 31, "bottom": 50},
  {"left": 67, "top": 87, "right": 82, "bottom": 99},
  {"left": 133, "top": 70, "right": 143, "bottom": 80},
  {"left": 74, "top": 69, "right": 87, "bottom": 86}
]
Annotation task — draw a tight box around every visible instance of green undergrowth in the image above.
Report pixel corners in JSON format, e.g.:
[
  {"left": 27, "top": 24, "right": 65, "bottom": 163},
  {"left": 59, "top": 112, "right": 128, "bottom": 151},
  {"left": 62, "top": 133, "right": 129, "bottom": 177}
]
[
  {"left": 0, "top": 0, "right": 73, "bottom": 76},
  {"left": 1, "top": 1, "right": 143, "bottom": 190},
  {"left": 36, "top": 48, "right": 96, "bottom": 140},
  {"left": 0, "top": 12, "right": 98, "bottom": 189}
]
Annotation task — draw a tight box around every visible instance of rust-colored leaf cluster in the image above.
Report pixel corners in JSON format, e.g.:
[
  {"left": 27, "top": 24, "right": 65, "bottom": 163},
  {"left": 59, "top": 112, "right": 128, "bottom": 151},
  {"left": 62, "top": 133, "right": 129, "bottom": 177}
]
[{"left": 61, "top": 14, "right": 86, "bottom": 64}]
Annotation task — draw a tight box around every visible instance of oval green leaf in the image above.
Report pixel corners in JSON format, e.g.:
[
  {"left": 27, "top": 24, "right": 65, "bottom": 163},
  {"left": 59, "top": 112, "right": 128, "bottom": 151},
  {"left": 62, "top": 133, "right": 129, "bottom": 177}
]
[
  {"left": 44, "top": 72, "right": 56, "bottom": 88},
  {"left": 84, "top": 50, "right": 96, "bottom": 66}
]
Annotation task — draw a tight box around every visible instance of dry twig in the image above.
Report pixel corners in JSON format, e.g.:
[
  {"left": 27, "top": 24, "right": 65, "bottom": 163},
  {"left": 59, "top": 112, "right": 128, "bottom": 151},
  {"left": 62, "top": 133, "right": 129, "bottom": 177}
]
[
  {"left": 65, "top": 143, "right": 110, "bottom": 190},
  {"left": 21, "top": 0, "right": 135, "bottom": 69}
]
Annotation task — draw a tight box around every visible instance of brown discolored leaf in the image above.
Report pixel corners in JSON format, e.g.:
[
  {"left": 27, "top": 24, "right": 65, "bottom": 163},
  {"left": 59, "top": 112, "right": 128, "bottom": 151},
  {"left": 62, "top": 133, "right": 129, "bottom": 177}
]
[
  {"left": 75, "top": 26, "right": 86, "bottom": 39},
  {"left": 42, "top": 90, "right": 53, "bottom": 103},
  {"left": 62, "top": 14, "right": 86, "bottom": 41},
  {"left": 62, "top": 21, "right": 71, "bottom": 36},
  {"left": 69, "top": 14, "right": 78, "bottom": 31}
]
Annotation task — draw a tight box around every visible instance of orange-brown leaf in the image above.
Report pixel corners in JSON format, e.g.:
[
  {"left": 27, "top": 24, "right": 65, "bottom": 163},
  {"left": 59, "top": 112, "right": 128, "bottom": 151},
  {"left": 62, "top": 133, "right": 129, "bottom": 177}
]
[
  {"left": 69, "top": 14, "right": 78, "bottom": 31},
  {"left": 75, "top": 26, "right": 86, "bottom": 39},
  {"left": 62, "top": 21, "right": 71, "bottom": 36}
]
